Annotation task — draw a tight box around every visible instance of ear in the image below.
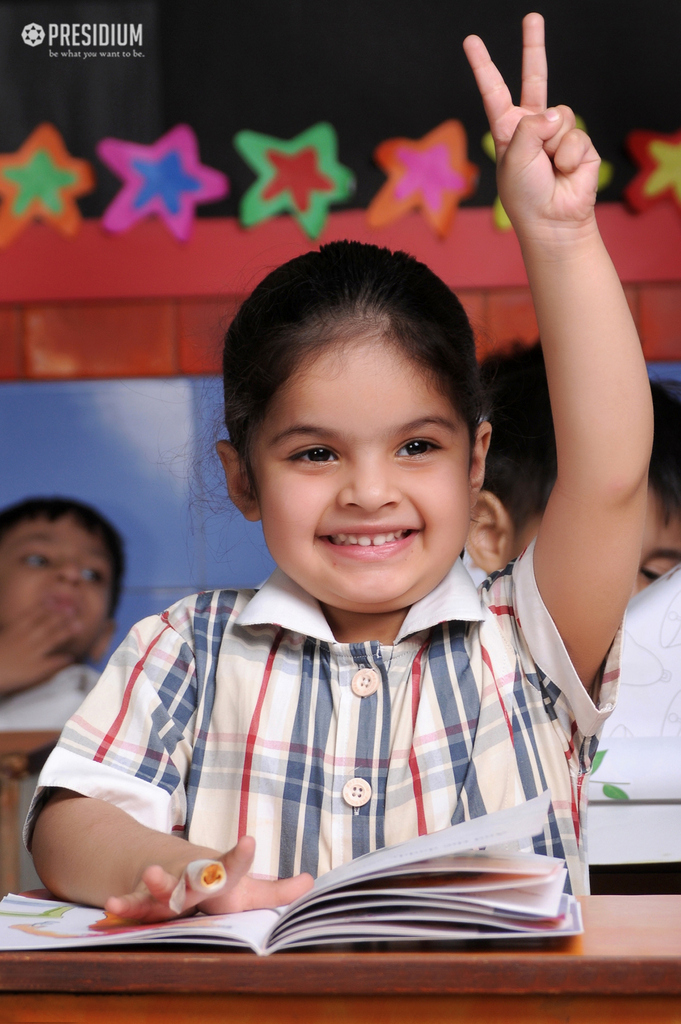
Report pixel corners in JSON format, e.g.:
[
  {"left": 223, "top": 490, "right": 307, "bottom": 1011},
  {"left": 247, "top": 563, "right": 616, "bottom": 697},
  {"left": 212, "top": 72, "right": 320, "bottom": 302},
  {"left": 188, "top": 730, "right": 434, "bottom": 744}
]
[
  {"left": 88, "top": 618, "right": 116, "bottom": 663},
  {"left": 469, "top": 420, "right": 492, "bottom": 505},
  {"left": 216, "top": 440, "right": 261, "bottom": 522},
  {"left": 466, "top": 489, "right": 517, "bottom": 576}
]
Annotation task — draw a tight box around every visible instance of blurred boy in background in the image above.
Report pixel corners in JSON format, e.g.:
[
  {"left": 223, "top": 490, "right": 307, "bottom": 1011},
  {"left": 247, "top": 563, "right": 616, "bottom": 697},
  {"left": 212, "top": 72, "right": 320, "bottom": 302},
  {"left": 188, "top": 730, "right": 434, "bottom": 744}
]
[
  {"left": 467, "top": 343, "right": 681, "bottom": 592},
  {"left": 0, "top": 498, "right": 124, "bottom": 730}
]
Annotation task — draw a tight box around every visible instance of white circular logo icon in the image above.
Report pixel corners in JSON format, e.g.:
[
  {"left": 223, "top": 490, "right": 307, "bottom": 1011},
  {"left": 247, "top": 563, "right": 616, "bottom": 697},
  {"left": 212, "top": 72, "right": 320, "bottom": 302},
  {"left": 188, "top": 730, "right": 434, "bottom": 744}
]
[{"left": 22, "top": 23, "right": 45, "bottom": 46}]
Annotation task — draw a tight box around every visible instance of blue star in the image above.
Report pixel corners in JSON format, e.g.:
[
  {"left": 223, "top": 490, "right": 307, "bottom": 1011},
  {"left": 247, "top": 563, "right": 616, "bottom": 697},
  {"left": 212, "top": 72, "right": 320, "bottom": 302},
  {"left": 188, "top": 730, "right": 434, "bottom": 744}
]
[{"left": 132, "top": 151, "right": 200, "bottom": 214}]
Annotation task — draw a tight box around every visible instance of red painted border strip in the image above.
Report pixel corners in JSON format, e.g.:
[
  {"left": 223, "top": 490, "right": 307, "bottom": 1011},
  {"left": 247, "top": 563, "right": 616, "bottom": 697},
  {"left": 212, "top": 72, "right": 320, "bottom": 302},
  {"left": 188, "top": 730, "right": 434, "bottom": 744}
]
[{"left": 2, "top": 202, "right": 681, "bottom": 304}]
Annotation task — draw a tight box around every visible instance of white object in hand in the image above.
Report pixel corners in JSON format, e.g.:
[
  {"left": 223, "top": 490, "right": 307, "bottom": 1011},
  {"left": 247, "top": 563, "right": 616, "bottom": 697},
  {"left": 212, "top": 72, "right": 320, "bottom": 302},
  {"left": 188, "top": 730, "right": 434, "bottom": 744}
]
[{"left": 168, "top": 859, "right": 227, "bottom": 915}]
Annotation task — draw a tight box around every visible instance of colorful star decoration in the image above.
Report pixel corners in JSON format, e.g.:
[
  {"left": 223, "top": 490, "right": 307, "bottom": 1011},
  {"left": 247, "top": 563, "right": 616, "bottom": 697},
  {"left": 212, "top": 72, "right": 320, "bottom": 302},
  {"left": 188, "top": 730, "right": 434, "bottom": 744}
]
[
  {"left": 97, "top": 125, "right": 229, "bottom": 241},
  {"left": 0, "top": 123, "right": 94, "bottom": 247},
  {"left": 482, "top": 116, "right": 614, "bottom": 231},
  {"left": 233, "top": 122, "right": 354, "bottom": 239},
  {"left": 366, "top": 121, "right": 477, "bottom": 238},
  {"left": 625, "top": 127, "right": 681, "bottom": 214}
]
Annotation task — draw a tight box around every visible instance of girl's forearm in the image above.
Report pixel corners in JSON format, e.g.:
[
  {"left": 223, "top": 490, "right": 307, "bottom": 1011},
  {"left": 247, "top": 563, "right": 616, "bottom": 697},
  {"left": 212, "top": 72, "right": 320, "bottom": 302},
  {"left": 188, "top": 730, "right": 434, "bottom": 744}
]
[
  {"left": 518, "top": 221, "right": 653, "bottom": 501},
  {"left": 31, "top": 790, "right": 221, "bottom": 907}
]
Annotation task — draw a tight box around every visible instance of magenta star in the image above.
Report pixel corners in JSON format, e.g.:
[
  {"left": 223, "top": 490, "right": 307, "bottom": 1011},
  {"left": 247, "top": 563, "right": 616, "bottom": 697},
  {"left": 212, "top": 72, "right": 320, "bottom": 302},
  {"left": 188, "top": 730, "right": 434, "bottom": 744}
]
[
  {"left": 97, "top": 124, "right": 229, "bottom": 241},
  {"left": 394, "top": 144, "right": 465, "bottom": 214}
]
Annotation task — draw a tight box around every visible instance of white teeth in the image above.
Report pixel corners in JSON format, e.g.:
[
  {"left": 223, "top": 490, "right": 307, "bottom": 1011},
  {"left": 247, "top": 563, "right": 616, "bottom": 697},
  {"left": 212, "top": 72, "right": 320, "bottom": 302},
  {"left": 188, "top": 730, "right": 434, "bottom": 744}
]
[{"left": 329, "top": 529, "right": 408, "bottom": 546}]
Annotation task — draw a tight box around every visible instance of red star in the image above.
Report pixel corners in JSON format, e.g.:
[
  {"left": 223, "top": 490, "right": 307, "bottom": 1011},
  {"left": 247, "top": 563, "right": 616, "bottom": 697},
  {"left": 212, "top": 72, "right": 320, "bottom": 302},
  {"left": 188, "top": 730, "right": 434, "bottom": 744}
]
[{"left": 261, "top": 148, "right": 334, "bottom": 212}]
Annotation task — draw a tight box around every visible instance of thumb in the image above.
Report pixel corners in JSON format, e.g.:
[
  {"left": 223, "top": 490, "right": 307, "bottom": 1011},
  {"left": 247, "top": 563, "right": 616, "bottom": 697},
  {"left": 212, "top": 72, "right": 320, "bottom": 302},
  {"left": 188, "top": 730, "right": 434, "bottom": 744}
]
[
  {"left": 501, "top": 107, "right": 564, "bottom": 170},
  {"left": 221, "top": 835, "right": 257, "bottom": 888}
]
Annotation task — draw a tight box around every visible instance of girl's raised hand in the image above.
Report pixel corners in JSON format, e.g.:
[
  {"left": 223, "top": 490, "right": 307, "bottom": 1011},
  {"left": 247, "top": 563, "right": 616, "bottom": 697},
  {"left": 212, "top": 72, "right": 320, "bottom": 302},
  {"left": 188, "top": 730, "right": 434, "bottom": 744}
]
[
  {"left": 463, "top": 13, "right": 601, "bottom": 234},
  {"left": 104, "top": 836, "right": 313, "bottom": 924}
]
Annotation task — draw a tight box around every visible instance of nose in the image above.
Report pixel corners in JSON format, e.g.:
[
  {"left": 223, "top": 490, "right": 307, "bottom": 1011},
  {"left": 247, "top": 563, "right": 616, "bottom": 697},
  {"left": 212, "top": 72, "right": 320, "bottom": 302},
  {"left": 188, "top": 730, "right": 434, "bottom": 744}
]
[
  {"left": 56, "top": 560, "right": 83, "bottom": 585},
  {"left": 337, "top": 456, "right": 401, "bottom": 512}
]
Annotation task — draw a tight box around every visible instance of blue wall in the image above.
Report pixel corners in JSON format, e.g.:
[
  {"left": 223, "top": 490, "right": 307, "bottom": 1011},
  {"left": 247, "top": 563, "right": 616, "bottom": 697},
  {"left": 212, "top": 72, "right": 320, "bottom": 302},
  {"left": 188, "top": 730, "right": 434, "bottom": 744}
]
[{"left": 0, "top": 376, "right": 274, "bottom": 660}]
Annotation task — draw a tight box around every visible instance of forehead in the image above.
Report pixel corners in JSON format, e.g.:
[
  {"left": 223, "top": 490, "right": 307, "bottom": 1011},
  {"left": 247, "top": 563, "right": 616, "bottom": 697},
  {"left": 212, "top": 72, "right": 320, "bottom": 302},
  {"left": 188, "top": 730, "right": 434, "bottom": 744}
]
[
  {"left": 0, "top": 515, "right": 111, "bottom": 560},
  {"left": 267, "top": 338, "right": 461, "bottom": 431}
]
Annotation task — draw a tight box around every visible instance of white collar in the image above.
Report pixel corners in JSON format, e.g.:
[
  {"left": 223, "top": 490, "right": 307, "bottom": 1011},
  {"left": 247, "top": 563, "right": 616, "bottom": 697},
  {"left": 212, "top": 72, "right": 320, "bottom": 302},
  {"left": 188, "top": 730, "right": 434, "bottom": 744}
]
[{"left": 236, "top": 560, "right": 485, "bottom": 645}]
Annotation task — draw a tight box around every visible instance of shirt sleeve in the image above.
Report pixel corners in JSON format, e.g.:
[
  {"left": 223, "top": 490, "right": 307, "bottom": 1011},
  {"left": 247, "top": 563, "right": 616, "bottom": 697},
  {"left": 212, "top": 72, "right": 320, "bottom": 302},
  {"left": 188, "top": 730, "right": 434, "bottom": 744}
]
[
  {"left": 511, "top": 539, "right": 621, "bottom": 737},
  {"left": 24, "top": 607, "right": 200, "bottom": 847}
]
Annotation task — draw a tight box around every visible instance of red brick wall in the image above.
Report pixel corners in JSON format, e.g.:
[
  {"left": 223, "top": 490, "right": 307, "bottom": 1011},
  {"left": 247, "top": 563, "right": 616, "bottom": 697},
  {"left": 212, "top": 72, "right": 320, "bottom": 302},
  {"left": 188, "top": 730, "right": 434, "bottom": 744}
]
[
  {"left": 1, "top": 206, "right": 680, "bottom": 380},
  {"left": 1, "top": 282, "right": 679, "bottom": 382}
]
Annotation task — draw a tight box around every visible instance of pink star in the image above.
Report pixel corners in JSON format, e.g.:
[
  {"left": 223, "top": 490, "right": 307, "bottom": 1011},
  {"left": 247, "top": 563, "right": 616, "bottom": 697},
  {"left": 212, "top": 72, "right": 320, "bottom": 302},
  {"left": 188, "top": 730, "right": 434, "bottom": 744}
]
[
  {"left": 97, "top": 124, "right": 228, "bottom": 241},
  {"left": 394, "top": 144, "right": 466, "bottom": 213},
  {"left": 367, "top": 121, "right": 478, "bottom": 238}
]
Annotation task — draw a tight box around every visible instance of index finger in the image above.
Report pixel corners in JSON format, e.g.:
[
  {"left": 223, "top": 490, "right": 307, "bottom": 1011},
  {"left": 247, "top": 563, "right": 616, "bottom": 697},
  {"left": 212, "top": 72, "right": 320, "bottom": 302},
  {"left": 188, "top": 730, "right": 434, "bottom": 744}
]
[
  {"left": 520, "top": 12, "right": 547, "bottom": 113},
  {"left": 462, "top": 33, "right": 514, "bottom": 134}
]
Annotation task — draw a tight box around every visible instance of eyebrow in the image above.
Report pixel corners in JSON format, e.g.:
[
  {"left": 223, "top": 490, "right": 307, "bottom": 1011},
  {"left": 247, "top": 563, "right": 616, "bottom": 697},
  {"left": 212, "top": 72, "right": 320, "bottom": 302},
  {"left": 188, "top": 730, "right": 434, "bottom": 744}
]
[
  {"left": 14, "top": 532, "right": 110, "bottom": 559},
  {"left": 269, "top": 417, "right": 461, "bottom": 447},
  {"left": 643, "top": 548, "right": 681, "bottom": 562}
]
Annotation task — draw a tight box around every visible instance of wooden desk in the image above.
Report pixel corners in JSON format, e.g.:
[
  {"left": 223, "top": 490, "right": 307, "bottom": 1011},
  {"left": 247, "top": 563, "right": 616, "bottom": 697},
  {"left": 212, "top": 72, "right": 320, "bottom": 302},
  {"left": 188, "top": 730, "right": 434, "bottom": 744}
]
[
  {"left": 0, "top": 895, "right": 678, "bottom": 1023},
  {"left": 0, "top": 732, "right": 59, "bottom": 898}
]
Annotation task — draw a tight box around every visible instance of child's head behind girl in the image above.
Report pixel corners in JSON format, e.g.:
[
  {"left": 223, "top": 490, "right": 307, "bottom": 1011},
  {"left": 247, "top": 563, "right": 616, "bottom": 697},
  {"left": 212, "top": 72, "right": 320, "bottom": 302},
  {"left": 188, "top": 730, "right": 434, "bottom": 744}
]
[{"left": 218, "top": 240, "right": 491, "bottom": 644}]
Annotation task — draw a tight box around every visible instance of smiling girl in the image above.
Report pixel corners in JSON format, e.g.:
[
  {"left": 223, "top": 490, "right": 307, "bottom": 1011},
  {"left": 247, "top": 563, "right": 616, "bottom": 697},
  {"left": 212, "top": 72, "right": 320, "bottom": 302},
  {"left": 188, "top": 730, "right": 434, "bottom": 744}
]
[{"left": 30, "top": 14, "right": 652, "bottom": 914}]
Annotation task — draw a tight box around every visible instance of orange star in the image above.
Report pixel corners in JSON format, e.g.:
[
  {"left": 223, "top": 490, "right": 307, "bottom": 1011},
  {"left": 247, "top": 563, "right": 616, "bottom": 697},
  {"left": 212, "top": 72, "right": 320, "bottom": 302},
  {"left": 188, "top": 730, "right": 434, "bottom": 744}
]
[
  {"left": 367, "top": 121, "right": 478, "bottom": 238},
  {"left": 0, "top": 123, "right": 94, "bottom": 246}
]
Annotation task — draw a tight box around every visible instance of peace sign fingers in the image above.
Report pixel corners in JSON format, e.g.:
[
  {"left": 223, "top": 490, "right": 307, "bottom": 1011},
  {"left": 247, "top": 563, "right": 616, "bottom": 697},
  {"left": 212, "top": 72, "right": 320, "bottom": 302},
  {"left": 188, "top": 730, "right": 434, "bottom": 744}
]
[
  {"left": 462, "top": 33, "right": 515, "bottom": 146},
  {"left": 463, "top": 13, "right": 547, "bottom": 158},
  {"left": 519, "top": 13, "right": 547, "bottom": 114}
]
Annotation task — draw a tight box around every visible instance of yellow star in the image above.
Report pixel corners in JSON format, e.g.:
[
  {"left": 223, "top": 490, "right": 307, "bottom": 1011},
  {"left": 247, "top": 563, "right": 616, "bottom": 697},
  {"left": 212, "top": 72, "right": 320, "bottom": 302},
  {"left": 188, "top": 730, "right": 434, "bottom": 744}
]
[{"left": 644, "top": 139, "right": 681, "bottom": 202}]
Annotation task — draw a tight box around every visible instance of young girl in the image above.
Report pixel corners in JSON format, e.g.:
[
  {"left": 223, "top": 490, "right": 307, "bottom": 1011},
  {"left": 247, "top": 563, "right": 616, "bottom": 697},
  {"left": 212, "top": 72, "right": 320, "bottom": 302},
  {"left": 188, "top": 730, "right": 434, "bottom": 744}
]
[{"left": 30, "top": 14, "right": 652, "bottom": 916}]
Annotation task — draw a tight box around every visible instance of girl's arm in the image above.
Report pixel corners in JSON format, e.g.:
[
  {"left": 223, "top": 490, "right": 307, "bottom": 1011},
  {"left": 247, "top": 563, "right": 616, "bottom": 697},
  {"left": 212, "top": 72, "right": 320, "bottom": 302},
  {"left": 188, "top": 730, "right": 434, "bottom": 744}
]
[
  {"left": 32, "top": 790, "right": 313, "bottom": 922},
  {"left": 464, "top": 14, "right": 653, "bottom": 688}
]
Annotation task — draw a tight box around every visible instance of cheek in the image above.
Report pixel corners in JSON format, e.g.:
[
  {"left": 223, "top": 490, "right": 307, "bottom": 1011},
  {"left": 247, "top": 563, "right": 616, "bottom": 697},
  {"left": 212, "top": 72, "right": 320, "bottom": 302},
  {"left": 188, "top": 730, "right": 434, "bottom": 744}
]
[
  {"left": 257, "top": 473, "right": 328, "bottom": 554},
  {"left": 0, "top": 570, "right": 42, "bottom": 610}
]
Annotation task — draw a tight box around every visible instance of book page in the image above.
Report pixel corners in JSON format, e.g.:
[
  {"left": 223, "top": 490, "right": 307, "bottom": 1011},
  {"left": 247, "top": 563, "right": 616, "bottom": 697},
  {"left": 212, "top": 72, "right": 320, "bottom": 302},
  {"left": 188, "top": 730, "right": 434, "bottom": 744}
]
[
  {"left": 603, "top": 564, "right": 681, "bottom": 738},
  {"left": 0, "top": 894, "right": 278, "bottom": 953},
  {"left": 296, "top": 790, "right": 551, "bottom": 903}
]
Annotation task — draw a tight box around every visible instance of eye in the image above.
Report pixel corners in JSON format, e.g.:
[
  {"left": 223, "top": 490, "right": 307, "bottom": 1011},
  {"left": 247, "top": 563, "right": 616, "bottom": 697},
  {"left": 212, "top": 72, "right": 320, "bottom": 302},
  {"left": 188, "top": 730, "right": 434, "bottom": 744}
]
[
  {"left": 294, "top": 447, "right": 337, "bottom": 463},
  {"left": 397, "top": 439, "right": 436, "bottom": 457},
  {"left": 81, "top": 567, "right": 104, "bottom": 584},
  {"left": 639, "top": 567, "right": 661, "bottom": 583},
  {"left": 24, "top": 553, "right": 48, "bottom": 568}
]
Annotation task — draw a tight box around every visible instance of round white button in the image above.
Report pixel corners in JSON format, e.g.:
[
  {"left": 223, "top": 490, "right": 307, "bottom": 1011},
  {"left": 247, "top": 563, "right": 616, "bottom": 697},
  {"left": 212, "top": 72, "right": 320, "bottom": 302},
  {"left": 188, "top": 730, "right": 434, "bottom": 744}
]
[
  {"left": 351, "top": 668, "right": 379, "bottom": 697},
  {"left": 342, "top": 777, "right": 372, "bottom": 807}
]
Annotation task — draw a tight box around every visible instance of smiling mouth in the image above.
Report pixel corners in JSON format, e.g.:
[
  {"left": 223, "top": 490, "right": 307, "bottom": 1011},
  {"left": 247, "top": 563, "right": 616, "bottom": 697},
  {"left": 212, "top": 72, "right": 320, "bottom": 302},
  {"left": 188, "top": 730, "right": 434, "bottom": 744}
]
[{"left": 327, "top": 529, "right": 414, "bottom": 547}]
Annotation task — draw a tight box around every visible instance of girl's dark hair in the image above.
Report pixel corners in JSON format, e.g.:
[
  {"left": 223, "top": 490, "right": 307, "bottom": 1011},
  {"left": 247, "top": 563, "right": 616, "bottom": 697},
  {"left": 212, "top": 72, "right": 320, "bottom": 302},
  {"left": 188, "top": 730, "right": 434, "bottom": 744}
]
[{"left": 222, "top": 240, "right": 482, "bottom": 487}]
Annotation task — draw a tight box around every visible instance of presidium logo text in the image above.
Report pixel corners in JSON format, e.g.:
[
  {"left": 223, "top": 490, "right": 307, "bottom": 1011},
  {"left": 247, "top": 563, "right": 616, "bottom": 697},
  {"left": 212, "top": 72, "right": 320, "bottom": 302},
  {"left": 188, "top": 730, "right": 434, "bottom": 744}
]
[{"left": 22, "top": 22, "right": 143, "bottom": 56}]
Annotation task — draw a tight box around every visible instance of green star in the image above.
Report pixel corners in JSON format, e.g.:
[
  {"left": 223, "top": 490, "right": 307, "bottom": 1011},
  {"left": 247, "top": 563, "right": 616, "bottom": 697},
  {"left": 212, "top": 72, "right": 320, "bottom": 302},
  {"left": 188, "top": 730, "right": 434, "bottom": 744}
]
[
  {"left": 3, "top": 149, "right": 77, "bottom": 216},
  {"left": 234, "top": 122, "right": 354, "bottom": 239}
]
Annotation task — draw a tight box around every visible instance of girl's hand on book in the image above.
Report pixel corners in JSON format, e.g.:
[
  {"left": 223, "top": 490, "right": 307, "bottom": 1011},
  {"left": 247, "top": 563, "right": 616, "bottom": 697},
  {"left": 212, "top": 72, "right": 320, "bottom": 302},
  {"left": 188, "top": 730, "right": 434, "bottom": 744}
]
[
  {"left": 104, "top": 836, "right": 314, "bottom": 923},
  {"left": 463, "top": 13, "right": 600, "bottom": 238}
]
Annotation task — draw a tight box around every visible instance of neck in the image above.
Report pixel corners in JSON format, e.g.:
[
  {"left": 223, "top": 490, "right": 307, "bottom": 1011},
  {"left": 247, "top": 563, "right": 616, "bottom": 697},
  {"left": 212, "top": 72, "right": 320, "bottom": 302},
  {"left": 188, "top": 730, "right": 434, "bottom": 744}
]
[{"left": 320, "top": 603, "right": 410, "bottom": 645}]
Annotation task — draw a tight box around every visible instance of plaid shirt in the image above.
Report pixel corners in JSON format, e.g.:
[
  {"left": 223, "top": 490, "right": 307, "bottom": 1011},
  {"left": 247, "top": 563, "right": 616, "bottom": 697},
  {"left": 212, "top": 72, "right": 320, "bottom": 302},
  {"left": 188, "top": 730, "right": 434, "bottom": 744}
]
[{"left": 28, "top": 542, "right": 619, "bottom": 895}]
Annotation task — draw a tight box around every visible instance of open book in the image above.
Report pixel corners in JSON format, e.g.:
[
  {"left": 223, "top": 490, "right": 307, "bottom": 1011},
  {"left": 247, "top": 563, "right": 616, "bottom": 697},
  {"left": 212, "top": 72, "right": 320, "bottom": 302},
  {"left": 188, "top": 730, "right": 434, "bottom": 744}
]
[{"left": 0, "top": 792, "right": 581, "bottom": 954}]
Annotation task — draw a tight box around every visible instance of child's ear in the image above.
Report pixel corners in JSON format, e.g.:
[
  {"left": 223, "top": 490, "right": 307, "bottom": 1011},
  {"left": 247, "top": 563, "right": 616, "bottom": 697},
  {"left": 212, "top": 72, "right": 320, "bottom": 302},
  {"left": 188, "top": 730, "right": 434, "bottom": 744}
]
[
  {"left": 89, "top": 618, "right": 116, "bottom": 663},
  {"left": 216, "top": 441, "right": 261, "bottom": 522},
  {"left": 469, "top": 421, "right": 493, "bottom": 503},
  {"left": 466, "top": 490, "right": 517, "bottom": 576}
]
